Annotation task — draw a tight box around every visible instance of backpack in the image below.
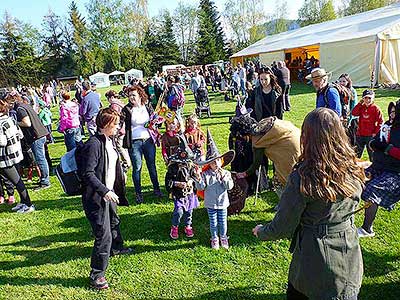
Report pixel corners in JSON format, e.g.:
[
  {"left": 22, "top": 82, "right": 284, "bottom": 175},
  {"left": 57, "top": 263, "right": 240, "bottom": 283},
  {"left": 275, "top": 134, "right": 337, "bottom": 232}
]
[
  {"left": 55, "top": 147, "right": 82, "bottom": 196},
  {"left": 166, "top": 84, "right": 185, "bottom": 110},
  {"left": 323, "top": 83, "right": 353, "bottom": 119}
]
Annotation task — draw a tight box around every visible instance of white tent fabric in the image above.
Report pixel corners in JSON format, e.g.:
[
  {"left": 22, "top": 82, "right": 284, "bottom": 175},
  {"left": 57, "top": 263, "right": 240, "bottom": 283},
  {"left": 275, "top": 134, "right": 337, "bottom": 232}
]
[
  {"left": 259, "top": 51, "right": 285, "bottom": 65},
  {"left": 231, "top": 3, "right": 400, "bottom": 86},
  {"left": 109, "top": 70, "right": 125, "bottom": 76},
  {"left": 125, "top": 68, "right": 144, "bottom": 84},
  {"left": 88, "top": 72, "right": 110, "bottom": 88}
]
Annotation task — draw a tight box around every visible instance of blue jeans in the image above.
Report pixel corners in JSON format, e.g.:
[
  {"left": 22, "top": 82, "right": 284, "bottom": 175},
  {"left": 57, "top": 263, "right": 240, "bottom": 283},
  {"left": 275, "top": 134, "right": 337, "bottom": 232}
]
[
  {"left": 172, "top": 207, "right": 193, "bottom": 227},
  {"left": 31, "top": 136, "right": 50, "bottom": 186},
  {"left": 128, "top": 138, "right": 160, "bottom": 194},
  {"left": 207, "top": 208, "right": 228, "bottom": 239},
  {"left": 64, "top": 127, "right": 82, "bottom": 152}
]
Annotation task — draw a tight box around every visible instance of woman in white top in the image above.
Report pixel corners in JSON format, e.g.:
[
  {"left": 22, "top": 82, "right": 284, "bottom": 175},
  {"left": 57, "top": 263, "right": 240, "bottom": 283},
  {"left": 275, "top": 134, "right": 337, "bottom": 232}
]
[{"left": 121, "top": 85, "right": 162, "bottom": 204}]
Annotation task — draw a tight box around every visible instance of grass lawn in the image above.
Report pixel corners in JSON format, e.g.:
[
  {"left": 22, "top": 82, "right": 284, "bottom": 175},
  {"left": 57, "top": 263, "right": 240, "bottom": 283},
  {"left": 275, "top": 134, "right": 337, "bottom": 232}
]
[{"left": 0, "top": 83, "right": 399, "bottom": 300}]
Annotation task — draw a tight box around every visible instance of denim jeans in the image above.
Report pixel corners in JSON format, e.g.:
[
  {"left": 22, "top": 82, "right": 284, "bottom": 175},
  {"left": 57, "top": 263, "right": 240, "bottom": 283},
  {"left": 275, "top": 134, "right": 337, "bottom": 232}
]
[
  {"left": 207, "top": 208, "right": 228, "bottom": 239},
  {"left": 64, "top": 127, "right": 83, "bottom": 152},
  {"left": 86, "top": 118, "right": 97, "bottom": 137},
  {"left": 128, "top": 138, "right": 160, "bottom": 194},
  {"left": 31, "top": 136, "right": 50, "bottom": 186},
  {"left": 172, "top": 207, "right": 193, "bottom": 227}
]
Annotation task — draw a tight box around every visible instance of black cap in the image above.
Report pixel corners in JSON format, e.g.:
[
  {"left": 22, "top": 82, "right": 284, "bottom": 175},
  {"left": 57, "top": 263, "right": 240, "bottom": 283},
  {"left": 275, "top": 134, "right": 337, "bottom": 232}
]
[{"left": 362, "top": 89, "right": 375, "bottom": 98}]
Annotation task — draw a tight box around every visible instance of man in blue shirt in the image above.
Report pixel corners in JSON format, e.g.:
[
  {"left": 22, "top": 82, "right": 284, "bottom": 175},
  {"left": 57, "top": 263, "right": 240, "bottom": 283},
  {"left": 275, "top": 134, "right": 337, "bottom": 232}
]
[
  {"left": 306, "top": 68, "right": 342, "bottom": 116},
  {"left": 79, "top": 81, "right": 101, "bottom": 136}
]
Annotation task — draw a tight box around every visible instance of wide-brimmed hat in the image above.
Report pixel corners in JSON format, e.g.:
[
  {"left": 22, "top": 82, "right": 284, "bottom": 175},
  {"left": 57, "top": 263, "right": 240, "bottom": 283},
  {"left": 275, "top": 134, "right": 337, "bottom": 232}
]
[
  {"left": 168, "top": 134, "right": 197, "bottom": 164},
  {"left": 305, "top": 68, "right": 332, "bottom": 80},
  {"left": 198, "top": 129, "right": 235, "bottom": 167}
]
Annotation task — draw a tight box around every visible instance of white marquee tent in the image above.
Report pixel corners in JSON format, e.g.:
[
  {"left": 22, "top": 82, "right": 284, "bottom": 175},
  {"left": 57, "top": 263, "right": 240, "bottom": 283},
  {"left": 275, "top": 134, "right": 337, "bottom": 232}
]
[
  {"left": 125, "top": 68, "right": 144, "bottom": 84},
  {"left": 231, "top": 3, "right": 400, "bottom": 86},
  {"left": 88, "top": 72, "right": 110, "bottom": 88}
]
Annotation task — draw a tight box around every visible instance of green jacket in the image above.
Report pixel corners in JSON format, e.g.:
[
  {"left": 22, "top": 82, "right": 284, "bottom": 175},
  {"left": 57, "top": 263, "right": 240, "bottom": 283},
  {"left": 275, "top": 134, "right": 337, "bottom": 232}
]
[{"left": 258, "top": 170, "right": 363, "bottom": 300}]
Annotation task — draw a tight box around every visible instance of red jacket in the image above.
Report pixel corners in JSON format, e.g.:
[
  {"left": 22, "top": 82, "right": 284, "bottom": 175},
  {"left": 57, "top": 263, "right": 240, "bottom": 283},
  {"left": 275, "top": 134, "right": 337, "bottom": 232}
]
[{"left": 351, "top": 102, "right": 383, "bottom": 136}]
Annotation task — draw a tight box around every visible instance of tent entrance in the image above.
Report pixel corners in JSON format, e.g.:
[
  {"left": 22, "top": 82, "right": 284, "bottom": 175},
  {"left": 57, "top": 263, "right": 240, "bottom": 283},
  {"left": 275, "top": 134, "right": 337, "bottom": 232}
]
[{"left": 285, "top": 45, "right": 320, "bottom": 81}]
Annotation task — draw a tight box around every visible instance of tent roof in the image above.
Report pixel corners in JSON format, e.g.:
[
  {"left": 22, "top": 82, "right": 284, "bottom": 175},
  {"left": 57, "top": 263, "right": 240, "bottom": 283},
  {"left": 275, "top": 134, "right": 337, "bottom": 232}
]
[
  {"left": 125, "top": 68, "right": 143, "bottom": 73},
  {"left": 231, "top": 3, "right": 400, "bottom": 58},
  {"left": 91, "top": 72, "right": 108, "bottom": 77},
  {"left": 109, "top": 70, "right": 124, "bottom": 76}
]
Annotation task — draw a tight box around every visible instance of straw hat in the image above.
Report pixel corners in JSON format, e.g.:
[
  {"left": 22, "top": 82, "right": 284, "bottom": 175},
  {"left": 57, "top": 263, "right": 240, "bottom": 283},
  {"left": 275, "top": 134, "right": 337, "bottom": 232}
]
[
  {"left": 305, "top": 68, "right": 332, "bottom": 80},
  {"left": 198, "top": 129, "right": 235, "bottom": 167}
]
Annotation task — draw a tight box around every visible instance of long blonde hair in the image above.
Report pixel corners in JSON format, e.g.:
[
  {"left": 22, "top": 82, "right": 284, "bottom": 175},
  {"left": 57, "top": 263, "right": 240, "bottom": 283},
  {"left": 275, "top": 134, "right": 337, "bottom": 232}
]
[{"left": 298, "top": 108, "right": 365, "bottom": 202}]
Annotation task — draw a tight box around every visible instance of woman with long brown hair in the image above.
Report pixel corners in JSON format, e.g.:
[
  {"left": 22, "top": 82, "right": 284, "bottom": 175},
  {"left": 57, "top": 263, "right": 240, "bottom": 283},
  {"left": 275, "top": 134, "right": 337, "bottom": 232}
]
[
  {"left": 253, "top": 108, "right": 365, "bottom": 300},
  {"left": 246, "top": 66, "right": 283, "bottom": 120}
]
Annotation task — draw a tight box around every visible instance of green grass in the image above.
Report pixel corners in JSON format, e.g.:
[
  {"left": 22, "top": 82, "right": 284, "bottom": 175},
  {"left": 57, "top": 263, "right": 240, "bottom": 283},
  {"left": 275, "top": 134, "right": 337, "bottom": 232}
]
[{"left": 0, "top": 83, "right": 399, "bottom": 299}]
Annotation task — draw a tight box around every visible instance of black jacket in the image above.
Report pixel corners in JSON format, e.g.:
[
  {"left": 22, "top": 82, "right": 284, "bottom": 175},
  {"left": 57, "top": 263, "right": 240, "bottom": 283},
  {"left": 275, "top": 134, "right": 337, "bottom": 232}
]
[
  {"left": 76, "top": 134, "right": 128, "bottom": 223},
  {"left": 121, "top": 101, "right": 154, "bottom": 149}
]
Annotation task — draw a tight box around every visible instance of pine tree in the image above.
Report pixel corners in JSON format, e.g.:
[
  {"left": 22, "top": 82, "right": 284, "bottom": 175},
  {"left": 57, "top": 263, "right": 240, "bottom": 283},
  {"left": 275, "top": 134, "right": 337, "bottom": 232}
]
[
  {"left": 196, "top": 0, "right": 228, "bottom": 64},
  {"left": 344, "top": 0, "right": 393, "bottom": 16},
  {"left": 160, "top": 11, "right": 181, "bottom": 66}
]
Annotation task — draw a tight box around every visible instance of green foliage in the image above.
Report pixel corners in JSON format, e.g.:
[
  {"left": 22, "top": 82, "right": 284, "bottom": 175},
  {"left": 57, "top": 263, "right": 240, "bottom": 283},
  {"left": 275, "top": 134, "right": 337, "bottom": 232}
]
[
  {"left": 298, "top": 0, "right": 337, "bottom": 27},
  {"left": 0, "top": 13, "right": 43, "bottom": 86},
  {"left": 196, "top": 0, "right": 229, "bottom": 65},
  {"left": 344, "top": 0, "right": 394, "bottom": 15}
]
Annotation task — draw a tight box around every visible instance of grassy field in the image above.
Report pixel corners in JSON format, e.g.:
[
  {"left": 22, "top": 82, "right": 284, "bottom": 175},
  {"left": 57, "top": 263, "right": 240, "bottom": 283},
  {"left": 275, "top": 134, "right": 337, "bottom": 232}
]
[{"left": 0, "top": 83, "right": 399, "bottom": 300}]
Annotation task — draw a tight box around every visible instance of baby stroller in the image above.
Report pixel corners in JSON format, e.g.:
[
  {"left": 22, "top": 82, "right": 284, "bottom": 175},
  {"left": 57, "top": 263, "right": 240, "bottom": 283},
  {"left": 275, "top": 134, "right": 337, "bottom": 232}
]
[{"left": 195, "top": 87, "right": 211, "bottom": 118}]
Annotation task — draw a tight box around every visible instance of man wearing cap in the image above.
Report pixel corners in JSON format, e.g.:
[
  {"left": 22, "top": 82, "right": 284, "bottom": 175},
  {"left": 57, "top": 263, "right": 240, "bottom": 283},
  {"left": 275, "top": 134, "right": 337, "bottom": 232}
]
[
  {"left": 351, "top": 89, "right": 383, "bottom": 161},
  {"left": 306, "top": 68, "right": 342, "bottom": 116},
  {"left": 79, "top": 81, "right": 102, "bottom": 136}
]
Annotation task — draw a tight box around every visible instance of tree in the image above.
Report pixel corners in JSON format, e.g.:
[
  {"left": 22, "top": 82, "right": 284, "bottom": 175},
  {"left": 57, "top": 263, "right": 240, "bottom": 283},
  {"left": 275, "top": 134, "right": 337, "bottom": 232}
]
[
  {"left": 196, "top": 0, "right": 229, "bottom": 64},
  {"left": 343, "top": 0, "right": 396, "bottom": 16},
  {"left": 223, "top": 0, "right": 266, "bottom": 50},
  {"left": 173, "top": 2, "right": 198, "bottom": 65},
  {"left": 298, "top": 0, "right": 337, "bottom": 27},
  {"left": 272, "top": 0, "right": 289, "bottom": 34},
  {"left": 0, "top": 12, "right": 42, "bottom": 86}
]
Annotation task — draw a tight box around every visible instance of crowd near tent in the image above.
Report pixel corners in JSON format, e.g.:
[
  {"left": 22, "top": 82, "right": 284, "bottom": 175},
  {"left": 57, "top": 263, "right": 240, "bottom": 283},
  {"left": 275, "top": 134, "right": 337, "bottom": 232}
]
[
  {"left": 231, "top": 3, "right": 400, "bottom": 86},
  {"left": 88, "top": 72, "right": 110, "bottom": 88},
  {"left": 125, "top": 68, "right": 144, "bottom": 84},
  {"left": 109, "top": 70, "right": 125, "bottom": 85}
]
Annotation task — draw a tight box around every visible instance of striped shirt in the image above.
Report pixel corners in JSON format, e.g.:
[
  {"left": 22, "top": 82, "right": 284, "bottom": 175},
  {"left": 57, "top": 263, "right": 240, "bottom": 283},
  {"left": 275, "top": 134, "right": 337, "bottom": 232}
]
[{"left": 0, "top": 115, "right": 24, "bottom": 168}]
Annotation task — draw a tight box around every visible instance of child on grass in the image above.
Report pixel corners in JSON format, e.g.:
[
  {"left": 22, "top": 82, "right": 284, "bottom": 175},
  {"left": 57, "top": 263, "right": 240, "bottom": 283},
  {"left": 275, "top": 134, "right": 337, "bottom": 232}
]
[
  {"left": 184, "top": 113, "right": 206, "bottom": 160},
  {"left": 165, "top": 137, "right": 199, "bottom": 239},
  {"left": 195, "top": 129, "right": 235, "bottom": 250},
  {"left": 161, "top": 118, "right": 181, "bottom": 163}
]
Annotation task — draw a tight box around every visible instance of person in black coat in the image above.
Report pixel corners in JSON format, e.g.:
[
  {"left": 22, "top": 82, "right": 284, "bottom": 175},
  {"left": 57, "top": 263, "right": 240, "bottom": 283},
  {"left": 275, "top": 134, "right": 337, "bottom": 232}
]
[{"left": 76, "top": 108, "right": 132, "bottom": 290}]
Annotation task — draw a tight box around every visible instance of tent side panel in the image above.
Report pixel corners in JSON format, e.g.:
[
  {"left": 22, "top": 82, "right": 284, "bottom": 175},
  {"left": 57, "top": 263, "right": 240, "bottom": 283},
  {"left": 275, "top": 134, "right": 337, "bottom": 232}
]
[
  {"left": 320, "top": 36, "right": 376, "bottom": 87},
  {"left": 259, "top": 51, "right": 285, "bottom": 65},
  {"left": 378, "top": 22, "right": 400, "bottom": 84}
]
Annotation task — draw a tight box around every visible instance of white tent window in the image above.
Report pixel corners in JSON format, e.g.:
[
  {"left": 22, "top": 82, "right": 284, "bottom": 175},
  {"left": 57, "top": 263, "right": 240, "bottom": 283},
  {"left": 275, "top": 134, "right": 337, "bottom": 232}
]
[
  {"left": 125, "top": 69, "right": 144, "bottom": 84},
  {"left": 88, "top": 72, "right": 110, "bottom": 88}
]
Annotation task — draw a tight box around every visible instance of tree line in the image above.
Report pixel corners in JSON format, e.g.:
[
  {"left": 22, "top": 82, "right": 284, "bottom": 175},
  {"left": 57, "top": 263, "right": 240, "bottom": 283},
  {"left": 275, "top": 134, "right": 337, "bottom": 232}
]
[{"left": 0, "top": 0, "right": 397, "bottom": 86}]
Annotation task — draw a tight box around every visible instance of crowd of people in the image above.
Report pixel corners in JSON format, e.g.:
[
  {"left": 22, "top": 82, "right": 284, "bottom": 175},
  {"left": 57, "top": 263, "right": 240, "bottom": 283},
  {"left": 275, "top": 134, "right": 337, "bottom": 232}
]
[{"left": 0, "top": 61, "right": 399, "bottom": 299}]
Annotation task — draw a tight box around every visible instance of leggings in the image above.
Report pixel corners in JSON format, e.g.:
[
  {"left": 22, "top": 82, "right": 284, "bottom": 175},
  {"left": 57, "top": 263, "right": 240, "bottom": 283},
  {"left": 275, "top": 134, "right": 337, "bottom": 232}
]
[{"left": 0, "top": 165, "right": 31, "bottom": 206}]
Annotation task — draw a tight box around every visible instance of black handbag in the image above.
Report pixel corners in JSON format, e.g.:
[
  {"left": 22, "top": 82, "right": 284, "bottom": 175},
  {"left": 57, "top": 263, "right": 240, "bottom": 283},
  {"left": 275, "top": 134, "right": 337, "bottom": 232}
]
[{"left": 55, "top": 148, "right": 82, "bottom": 196}]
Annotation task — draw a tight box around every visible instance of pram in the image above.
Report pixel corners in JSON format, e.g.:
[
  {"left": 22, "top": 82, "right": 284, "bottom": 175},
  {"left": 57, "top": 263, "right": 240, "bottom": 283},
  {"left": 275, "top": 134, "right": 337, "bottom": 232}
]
[{"left": 195, "top": 87, "right": 211, "bottom": 118}]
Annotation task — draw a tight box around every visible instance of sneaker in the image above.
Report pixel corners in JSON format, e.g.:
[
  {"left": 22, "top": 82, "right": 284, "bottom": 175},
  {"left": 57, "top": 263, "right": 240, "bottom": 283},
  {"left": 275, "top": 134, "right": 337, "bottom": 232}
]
[
  {"left": 7, "top": 196, "right": 15, "bottom": 205},
  {"left": 34, "top": 184, "right": 51, "bottom": 192},
  {"left": 220, "top": 237, "right": 229, "bottom": 249},
  {"left": 0, "top": 196, "right": 4, "bottom": 204},
  {"left": 90, "top": 277, "right": 109, "bottom": 290},
  {"left": 11, "top": 203, "right": 25, "bottom": 212},
  {"left": 154, "top": 190, "right": 164, "bottom": 198},
  {"left": 184, "top": 226, "right": 194, "bottom": 238},
  {"left": 135, "top": 193, "right": 144, "bottom": 204},
  {"left": 211, "top": 238, "right": 220, "bottom": 250},
  {"left": 110, "top": 247, "right": 134, "bottom": 257},
  {"left": 170, "top": 226, "right": 179, "bottom": 240},
  {"left": 17, "top": 204, "right": 35, "bottom": 214},
  {"left": 357, "top": 227, "right": 375, "bottom": 238}
]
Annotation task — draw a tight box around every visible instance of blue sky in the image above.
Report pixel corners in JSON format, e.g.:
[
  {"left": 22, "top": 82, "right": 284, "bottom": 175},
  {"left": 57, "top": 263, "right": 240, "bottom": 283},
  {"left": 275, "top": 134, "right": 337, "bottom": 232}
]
[{"left": 0, "top": 0, "right": 304, "bottom": 29}]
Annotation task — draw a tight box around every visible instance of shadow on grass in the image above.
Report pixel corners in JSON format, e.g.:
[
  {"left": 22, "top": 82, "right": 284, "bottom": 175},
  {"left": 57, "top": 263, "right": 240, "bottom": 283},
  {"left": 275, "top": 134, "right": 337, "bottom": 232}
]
[
  {"left": 157, "top": 286, "right": 285, "bottom": 300},
  {"left": 362, "top": 249, "right": 400, "bottom": 278},
  {"left": 359, "top": 280, "right": 400, "bottom": 299},
  {"left": 0, "top": 275, "right": 88, "bottom": 288}
]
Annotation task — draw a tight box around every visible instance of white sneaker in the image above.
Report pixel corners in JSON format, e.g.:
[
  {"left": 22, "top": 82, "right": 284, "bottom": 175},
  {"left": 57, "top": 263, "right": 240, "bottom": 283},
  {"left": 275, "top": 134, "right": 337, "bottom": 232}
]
[
  {"left": 11, "top": 203, "right": 25, "bottom": 212},
  {"left": 17, "top": 204, "right": 35, "bottom": 214},
  {"left": 357, "top": 227, "right": 375, "bottom": 238}
]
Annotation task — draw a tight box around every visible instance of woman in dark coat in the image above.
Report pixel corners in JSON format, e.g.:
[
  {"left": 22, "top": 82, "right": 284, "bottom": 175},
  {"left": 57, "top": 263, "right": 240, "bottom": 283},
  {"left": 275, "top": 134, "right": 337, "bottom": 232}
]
[
  {"left": 76, "top": 108, "right": 132, "bottom": 290},
  {"left": 253, "top": 108, "right": 365, "bottom": 300}
]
